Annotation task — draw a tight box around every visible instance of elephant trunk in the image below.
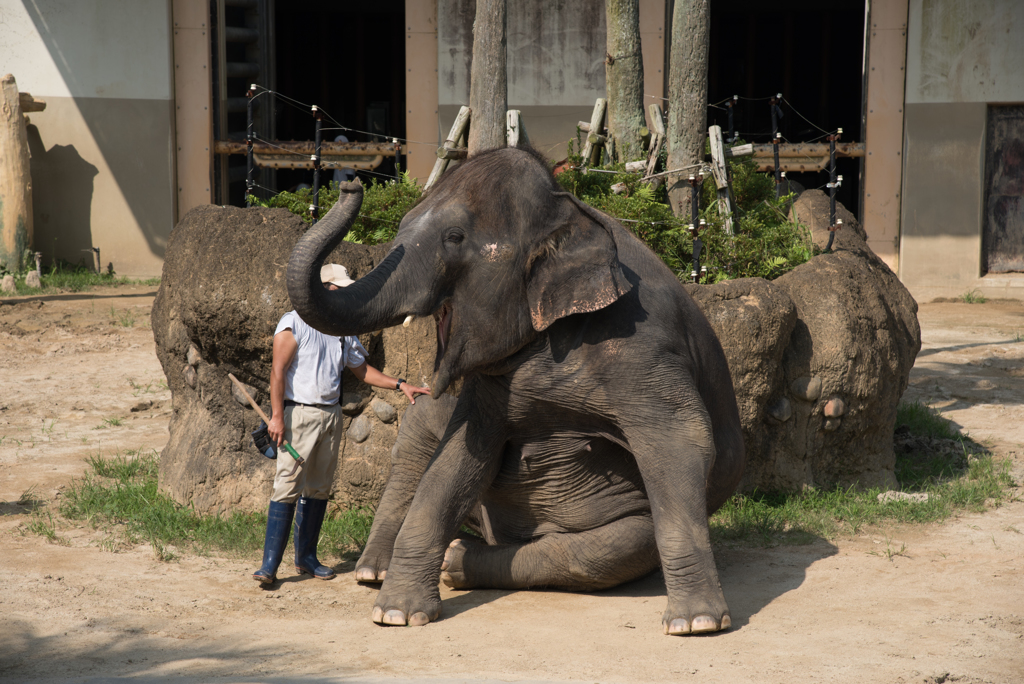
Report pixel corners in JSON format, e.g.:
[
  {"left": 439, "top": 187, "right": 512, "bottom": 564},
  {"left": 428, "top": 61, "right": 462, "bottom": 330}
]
[{"left": 286, "top": 182, "right": 409, "bottom": 337}]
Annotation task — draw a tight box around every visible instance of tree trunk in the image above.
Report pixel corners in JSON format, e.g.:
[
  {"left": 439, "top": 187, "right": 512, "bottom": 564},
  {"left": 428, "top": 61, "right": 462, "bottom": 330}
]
[
  {"left": 604, "top": 0, "right": 647, "bottom": 163},
  {"left": 467, "top": 0, "right": 507, "bottom": 155},
  {"left": 0, "top": 74, "right": 32, "bottom": 271},
  {"left": 666, "top": 0, "right": 710, "bottom": 218}
]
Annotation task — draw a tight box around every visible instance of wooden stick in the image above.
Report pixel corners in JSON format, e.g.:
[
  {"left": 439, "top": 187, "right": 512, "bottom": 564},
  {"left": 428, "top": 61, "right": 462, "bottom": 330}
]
[
  {"left": 580, "top": 98, "right": 607, "bottom": 165},
  {"left": 425, "top": 105, "right": 472, "bottom": 190},
  {"left": 506, "top": 109, "right": 529, "bottom": 148},
  {"left": 228, "top": 373, "right": 304, "bottom": 465},
  {"left": 708, "top": 125, "right": 734, "bottom": 236}
]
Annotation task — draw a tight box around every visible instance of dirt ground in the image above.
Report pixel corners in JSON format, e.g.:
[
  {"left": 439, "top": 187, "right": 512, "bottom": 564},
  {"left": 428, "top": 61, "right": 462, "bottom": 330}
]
[{"left": 1, "top": 286, "right": 1022, "bottom": 684}]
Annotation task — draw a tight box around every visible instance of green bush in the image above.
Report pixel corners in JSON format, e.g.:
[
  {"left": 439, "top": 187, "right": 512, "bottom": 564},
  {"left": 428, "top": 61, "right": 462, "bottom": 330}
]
[
  {"left": 247, "top": 172, "right": 422, "bottom": 245},
  {"left": 252, "top": 140, "right": 815, "bottom": 281},
  {"left": 554, "top": 136, "right": 816, "bottom": 282}
]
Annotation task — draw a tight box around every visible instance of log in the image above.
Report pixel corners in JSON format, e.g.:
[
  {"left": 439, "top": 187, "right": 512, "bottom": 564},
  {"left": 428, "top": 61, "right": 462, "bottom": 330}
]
[
  {"left": 466, "top": 0, "right": 507, "bottom": 154},
  {"left": 624, "top": 160, "right": 647, "bottom": 173},
  {"left": 708, "top": 125, "right": 734, "bottom": 236},
  {"left": 436, "top": 146, "right": 469, "bottom": 160},
  {"left": 426, "top": 105, "right": 472, "bottom": 190},
  {"left": 18, "top": 92, "right": 46, "bottom": 113},
  {"left": 506, "top": 110, "right": 529, "bottom": 148},
  {"left": 580, "top": 98, "right": 607, "bottom": 165},
  {"left": 0, "top": 74, "right": 32, "bottom": 271}
]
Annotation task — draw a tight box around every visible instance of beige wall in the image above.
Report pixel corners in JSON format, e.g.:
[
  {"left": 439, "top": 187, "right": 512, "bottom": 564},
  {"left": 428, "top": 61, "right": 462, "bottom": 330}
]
[
  {"left": 0, "top": 0, "right": 175, "bottom": 278},
  {"left": 899, "top": 0, "right": 1024, "bottom": 301}
]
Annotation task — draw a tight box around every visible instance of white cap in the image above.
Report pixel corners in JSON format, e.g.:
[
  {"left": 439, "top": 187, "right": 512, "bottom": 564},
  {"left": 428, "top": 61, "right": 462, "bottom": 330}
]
[{"left": 320, "top": 263, "right": 355, "bottom": 288}]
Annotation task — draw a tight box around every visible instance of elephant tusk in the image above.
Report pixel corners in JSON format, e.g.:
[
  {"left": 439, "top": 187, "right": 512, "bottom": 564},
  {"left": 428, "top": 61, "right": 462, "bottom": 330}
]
[{"left": 403, "top": 315, "right": 414, "bottom": 327}]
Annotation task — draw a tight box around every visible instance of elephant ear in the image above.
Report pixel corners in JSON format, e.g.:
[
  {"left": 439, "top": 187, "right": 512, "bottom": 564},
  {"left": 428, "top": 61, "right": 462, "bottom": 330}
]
[{"left": 525, "top": 192, "right": 632, "bottom": 332}]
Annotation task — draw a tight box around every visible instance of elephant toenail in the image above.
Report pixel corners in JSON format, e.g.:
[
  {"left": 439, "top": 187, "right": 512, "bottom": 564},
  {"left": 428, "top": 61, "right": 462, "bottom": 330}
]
[
  {"left": 383, "top": 610, "right": 406, "bottom": 625},
  {"left": 371, "top": 606, "right": 384, "bottom": 623},
  {"left": 720, "top": 615, "right": 732, "bottom": 629},
  {"left": 409, "top": 612, "right": 430, "bottom": 626},
  {"left": 667, "top": 618, "right": 691, "bottom": 635},
  {"left": 355, "top": 567, "right": 376, "bottom": 582},
  {"left": 691, "top": 615, "right": 718, "bottom": 633}
]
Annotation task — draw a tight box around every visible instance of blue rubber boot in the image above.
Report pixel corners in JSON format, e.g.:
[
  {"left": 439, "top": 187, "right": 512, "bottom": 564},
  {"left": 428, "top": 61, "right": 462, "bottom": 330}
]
[
  {"left": 252, "top": 500, "right": 295, "bottom": 584},
  {"left": 294, "top": 497, "right": 336, "bottom": 580}
]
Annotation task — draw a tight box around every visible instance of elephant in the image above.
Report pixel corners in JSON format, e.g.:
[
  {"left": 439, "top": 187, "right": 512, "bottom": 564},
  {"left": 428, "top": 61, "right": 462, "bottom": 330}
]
[{"left": 285, "top": 147, "right": 745, "bottom": 635}]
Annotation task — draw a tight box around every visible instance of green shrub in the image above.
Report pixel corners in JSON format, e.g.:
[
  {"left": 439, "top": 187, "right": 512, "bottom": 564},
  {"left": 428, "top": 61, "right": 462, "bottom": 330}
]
[
  {"left": 252, "top": 139, "right": 814, "bottom": 281},
  {"left": 247, "top": 172, "right": 422, "bottom": 245}
]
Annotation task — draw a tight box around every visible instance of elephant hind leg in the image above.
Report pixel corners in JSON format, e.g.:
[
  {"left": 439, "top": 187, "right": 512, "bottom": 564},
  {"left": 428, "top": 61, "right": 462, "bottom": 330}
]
[{"left": 440, "top": 515, "right": 659, "bottom": 592}]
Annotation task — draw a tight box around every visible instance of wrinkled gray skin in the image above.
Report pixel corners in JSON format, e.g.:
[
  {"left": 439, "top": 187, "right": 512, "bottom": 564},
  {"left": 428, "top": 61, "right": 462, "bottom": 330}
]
[{"left": 286, "top": 148, "right": 745, "bottom": 635}]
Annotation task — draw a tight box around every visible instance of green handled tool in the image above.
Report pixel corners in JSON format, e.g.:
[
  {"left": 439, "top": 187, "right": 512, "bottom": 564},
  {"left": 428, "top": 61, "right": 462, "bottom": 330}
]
[{"left": 228, "top": 373, "right": 304, "bottom": 474}]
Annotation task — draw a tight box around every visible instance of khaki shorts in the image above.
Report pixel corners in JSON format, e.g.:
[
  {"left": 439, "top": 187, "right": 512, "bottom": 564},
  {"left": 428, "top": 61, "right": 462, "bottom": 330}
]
[{"left": 271, "top": 403, "right": 342, "bottom": 503}]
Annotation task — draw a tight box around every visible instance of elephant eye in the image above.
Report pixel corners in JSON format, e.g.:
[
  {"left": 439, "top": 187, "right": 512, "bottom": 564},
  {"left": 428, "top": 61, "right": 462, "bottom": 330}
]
[{"left": 444, "top": 230, "right": 464, "bottom": 246}]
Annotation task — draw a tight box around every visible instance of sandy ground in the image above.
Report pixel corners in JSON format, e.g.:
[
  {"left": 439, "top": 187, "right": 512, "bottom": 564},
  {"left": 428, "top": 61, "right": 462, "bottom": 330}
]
[{"left": 1, "top": 287, "right": 1022, "bottom": 684}]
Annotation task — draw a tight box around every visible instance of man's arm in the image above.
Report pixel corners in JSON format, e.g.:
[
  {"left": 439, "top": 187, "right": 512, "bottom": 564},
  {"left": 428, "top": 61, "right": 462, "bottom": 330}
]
[
  {"left": 349, "top": 362, "right": 431, "bottom": 404},
  {"left": 268, "top": 329, "right": 298, "bottom": 445}
]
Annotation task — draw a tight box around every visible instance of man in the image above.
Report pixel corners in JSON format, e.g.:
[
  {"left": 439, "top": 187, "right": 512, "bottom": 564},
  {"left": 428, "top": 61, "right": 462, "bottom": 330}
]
[{"left": 253, "top": 263, "right": 430, "bottom": 584}]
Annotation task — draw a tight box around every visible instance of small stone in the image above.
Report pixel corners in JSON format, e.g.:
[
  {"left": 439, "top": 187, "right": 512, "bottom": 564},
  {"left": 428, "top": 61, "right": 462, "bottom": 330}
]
[
  {"left": 182, "top": 364, "right": 197, "bottom": 389},
  {"left": 371, "top": 398, "right": 397, "bottom": 423},
  {"left": 1, "top": 274, "right": 15, "bottom": 294},
  {"left": 877, "top": 491, "right": 929, "bottom": 504},
  {"left": 767, "top": 397, "right": 792, "bottom": 422},
  {"left": 790, "top": 376, "right": 822, "bottom": 402},
  {"left": 347, "top": 415, "right": 371, "bottom": 443},
  {"left": 25, "top": 270, "right": 41, "bottom": 289},
  {"left": 341, "top": 392, "right": 369, "bottom": 416},
  {"left": 131, "top": 400, "right": 153, "bottom": 412},
  {"left": 231, "top": 381, "right": 260, "bottom": 407},
  {"left": 186, "top": 345, "right": 202, "bottom": 366},
  {"left": 824, "top": 396, "right": 847, "bottom": 418},
  {"left": 823, "top": 418, "right": 840, "bottom": 432}
]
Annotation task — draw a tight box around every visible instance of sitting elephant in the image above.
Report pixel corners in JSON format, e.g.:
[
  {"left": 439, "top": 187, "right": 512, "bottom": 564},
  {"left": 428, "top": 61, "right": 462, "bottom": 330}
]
[{"left": 286, "top": 147, "right": 745, "bottom": 635}]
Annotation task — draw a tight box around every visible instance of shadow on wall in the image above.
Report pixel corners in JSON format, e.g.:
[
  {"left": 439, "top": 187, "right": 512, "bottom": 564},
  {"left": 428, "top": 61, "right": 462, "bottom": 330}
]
[
  {"left": 26, "top": 125, "right": 98, "bottom": 268},
  {"left": 20, "top": 2, "right": 173, "bottom": 269}
]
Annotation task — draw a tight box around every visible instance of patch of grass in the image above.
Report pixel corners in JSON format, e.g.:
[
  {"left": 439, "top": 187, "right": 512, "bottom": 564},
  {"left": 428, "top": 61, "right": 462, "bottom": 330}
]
[
  {"left": 320, "top": 506, "right": 375, "bottom": 556},
  {"left": 53, "top": 451, "right": 371, "bottom": 561},
  {"left": 895, "top": 401, "right": 961, "bottom": 441},
  {"left": 26, "top": 510, "right": 69, "bottom": 546},
  {"left": 959, "top": 289, "right": 987, "bottom": 304},
  {"left": 711, "top": 402, "right": 1016, "bottom": 546},
  {"left": 110, "top": 306, "right": 136, "bottom": 328},
  {"left": 4, "top": 259, "right": 159, "bottom": 295}
]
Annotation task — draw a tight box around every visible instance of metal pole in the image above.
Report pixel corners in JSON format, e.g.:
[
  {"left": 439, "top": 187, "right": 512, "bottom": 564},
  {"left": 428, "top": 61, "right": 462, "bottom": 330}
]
[
  {"left": 688, "top": 174, "right": 704, "bottom": 283},
  {"left": 311, "top": 105, "right": 323, "bottom": 224},
  {"left": 727, "top": 95, "right": 737, "bottom": 143},
  {"left": 246, "top": 85, "right": 255, "bottom": 206},
  {"left": 825, "top": 127, "right": 843, "bottom": 252},
  {"left": 393, "top": 138, "right": 401, "bottom": 177},
  {"left": 770, "top": 93, "right": 782, "bottom": 199}
]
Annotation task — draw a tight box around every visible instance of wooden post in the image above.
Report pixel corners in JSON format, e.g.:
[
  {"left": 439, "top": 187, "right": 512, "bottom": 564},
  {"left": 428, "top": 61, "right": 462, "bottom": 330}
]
[
  {"left": 645, "top": 103, "right": 666, "bottom": 179},
  {"left": 0, "top": 74, "right": 32, "bottom": 272},
  {"left": 467, "top": 0, "right": 507, "bottom": 155},
  {"left": 708, "top": 125, "right": 734, "bottom": 236},
  {"left": 580, "top": 98, "right": 607, "bottom": 166},
  {"left": 425, "top": 106, "right": 471, "bottom": 190},
  {"left": 506, "top": 110, "right": 529, "bottom": 148}
]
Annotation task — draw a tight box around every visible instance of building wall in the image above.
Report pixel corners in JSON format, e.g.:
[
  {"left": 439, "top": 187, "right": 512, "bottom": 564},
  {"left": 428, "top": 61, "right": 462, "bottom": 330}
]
[
  {"left": 0, "top": 0, "right": 176, "bottom": 278},
  {"left": 431, "top": 0, "right": 664, "bottom": 167},
  {"left": 900, "top": 0, "right": 1024, "bottom": 300}
]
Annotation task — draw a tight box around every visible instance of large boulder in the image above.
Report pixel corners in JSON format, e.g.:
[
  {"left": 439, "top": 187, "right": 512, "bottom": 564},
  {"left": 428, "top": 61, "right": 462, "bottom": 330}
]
[
  {"left": 153, "top": 193, "right": 920, "bottom": 513},
  {"left": 152, "top": 205, "right": 436, "bottom": 514},
  {"left": 685, "top": 189, "right": 919, "bottom": 491}
]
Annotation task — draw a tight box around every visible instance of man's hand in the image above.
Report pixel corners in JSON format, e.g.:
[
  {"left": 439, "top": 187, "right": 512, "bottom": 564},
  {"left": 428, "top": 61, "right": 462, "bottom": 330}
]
[
  {"left": 268, "top": 414, "right": 286, "bottom": 446},
  {"left": 399, "top": 382, "right": 431, "bottom": 405}
]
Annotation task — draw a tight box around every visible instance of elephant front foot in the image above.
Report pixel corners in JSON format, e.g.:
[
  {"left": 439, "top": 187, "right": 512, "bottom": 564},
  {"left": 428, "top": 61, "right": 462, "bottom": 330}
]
[
  {"left": 663, "top": 612, "right": 731, "bottom": 635},
  {"left": 662, "top": 592, "right": 732, "bottom": 635},
  {"left": 371, "top": 582, "right": 441, "bottom": 627},
  {"left": 354, "top": 545, "right": 391, "bottom": 583}
]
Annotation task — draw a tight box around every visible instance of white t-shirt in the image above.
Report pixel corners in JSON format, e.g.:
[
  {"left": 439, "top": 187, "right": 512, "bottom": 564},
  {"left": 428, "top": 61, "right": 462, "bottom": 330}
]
[{"left": 274, "top": 311, "right": 367, "bottom": 405}]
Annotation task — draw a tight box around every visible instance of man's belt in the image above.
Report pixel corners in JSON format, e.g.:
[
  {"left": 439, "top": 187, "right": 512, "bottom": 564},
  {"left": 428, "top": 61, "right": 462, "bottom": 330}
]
[{"left": 284, "top": 399, "right": 339, "bottom": 410}]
